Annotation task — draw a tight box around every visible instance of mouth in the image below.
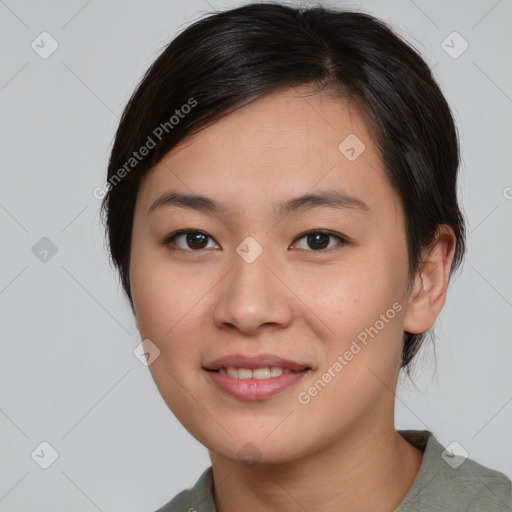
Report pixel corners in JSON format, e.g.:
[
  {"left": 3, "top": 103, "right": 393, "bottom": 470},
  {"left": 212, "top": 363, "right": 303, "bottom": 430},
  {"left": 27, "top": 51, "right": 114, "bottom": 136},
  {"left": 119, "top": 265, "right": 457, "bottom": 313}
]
[
  {"left": 206, "top": 366, "right": 309, "bottom": 379},
  {"left": 204, "top": 353, "right": 311, "bottom": 373},
  {"left": 203, "top": 353, "right": 312, "bottom": 400}
]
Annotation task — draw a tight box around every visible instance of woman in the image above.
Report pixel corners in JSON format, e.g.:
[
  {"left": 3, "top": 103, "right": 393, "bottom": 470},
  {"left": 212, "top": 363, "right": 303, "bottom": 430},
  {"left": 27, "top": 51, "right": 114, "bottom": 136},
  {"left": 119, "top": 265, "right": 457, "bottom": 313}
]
[{"left": 100, "top": 3, "right": 511, "bottom": 511}]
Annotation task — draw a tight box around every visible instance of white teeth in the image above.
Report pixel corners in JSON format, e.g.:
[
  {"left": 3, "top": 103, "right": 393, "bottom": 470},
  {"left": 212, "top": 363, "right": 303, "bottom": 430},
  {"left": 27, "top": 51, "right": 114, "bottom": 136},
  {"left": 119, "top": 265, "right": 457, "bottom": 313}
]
[
  {"left": 253, "top": 367, "right": 270, "bottom": 379},
  {"left": 219, "top": 366, "right": 297, "bottom": 379},
  {"left": 270, "top": 367, "right": 283, "bottom": 377},
  {"left": 227, "top": 367, "right": 238, "bottom": 378},
  {"left": 238, "top": 368, "right": 252, "bottom": 380}
]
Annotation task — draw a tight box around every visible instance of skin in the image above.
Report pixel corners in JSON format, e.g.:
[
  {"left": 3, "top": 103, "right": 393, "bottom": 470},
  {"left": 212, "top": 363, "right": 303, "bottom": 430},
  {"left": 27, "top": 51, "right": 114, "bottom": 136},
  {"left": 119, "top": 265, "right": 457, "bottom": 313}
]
[{"left": 129, "top": 86, "right": 456, "bottom": 512}]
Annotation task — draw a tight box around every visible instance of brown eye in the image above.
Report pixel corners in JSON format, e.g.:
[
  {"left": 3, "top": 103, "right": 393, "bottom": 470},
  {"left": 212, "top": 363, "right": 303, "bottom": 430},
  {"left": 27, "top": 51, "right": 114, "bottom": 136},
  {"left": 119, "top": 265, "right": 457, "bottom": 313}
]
[
  {"left": 292, "top": 230, "right": 348, "bottom": 252},
  {"left": 164, "top": 230, "right": 219, "bottom": 251},
  {"left": 307, "top": 232, "right": 329, "bottom": 250}
]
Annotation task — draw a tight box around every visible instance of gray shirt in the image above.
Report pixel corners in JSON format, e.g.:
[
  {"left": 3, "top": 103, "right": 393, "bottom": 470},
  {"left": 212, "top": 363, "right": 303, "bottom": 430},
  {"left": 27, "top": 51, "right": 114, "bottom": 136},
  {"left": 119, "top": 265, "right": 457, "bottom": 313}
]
[{"left": 155, "top": 430, "right": 512, "bottom": 511}]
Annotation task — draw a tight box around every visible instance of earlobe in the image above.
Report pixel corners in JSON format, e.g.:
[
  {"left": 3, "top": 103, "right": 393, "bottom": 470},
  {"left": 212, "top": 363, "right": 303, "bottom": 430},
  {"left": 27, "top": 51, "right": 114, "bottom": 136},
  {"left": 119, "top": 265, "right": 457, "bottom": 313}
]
[{"left": 403, "top": 225, "right": 456, "bottom": 335}]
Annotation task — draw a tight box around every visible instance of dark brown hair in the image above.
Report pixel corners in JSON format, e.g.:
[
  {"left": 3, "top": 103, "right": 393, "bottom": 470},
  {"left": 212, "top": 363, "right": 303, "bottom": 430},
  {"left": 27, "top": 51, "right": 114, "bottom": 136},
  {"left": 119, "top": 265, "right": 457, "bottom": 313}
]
[{"left": 100, "top": 2, "right": 466, "bottom": 374}]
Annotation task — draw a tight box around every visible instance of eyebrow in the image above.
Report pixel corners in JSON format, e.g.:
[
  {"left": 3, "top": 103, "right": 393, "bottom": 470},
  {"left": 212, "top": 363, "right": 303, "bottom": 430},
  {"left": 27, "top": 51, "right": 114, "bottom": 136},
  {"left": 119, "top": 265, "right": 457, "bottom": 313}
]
[{"left": 148, "top": 189, "right": 370, "bottom": 217}]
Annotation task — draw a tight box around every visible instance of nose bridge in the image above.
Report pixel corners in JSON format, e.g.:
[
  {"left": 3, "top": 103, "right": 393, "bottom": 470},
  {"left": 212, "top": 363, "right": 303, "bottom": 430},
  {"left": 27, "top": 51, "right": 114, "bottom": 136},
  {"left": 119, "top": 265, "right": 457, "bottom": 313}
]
[{"left": 212, "top": 239, "right": 293, "bottom": 334}]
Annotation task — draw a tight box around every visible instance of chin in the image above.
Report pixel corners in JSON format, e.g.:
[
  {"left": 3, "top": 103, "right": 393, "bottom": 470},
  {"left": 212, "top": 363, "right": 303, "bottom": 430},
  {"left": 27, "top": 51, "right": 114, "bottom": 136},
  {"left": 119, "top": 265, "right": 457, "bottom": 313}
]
[
  {"left": 197, "top": 424, "right": 313, "bottom": 465},
  {"left": 211, "top": 441, "right": 304, "bottom": 466}
]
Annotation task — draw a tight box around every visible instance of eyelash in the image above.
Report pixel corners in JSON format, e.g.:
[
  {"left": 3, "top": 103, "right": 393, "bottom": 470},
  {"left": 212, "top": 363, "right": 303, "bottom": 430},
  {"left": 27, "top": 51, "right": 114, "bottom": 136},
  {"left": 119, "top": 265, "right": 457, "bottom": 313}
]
[{"left": 162, "top": 229, "right": 350, "bottom": 253}]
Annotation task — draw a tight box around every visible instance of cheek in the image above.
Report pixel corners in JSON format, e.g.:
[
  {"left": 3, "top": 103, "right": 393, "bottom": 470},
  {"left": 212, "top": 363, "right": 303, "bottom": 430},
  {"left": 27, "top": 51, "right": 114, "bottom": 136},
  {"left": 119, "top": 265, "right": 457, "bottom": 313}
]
[
  {"left": 130, "top": 240, "right": 207, "bottom": 340},
  {"left": 130, "top": 247, "right": 209, "bottom": 417},
  {"left": 299, "top": 253, "right": 407, "bottom": 387},
  {"left": 294, "top": 255, "right": 405, "bottom": 339},
  {"left": 292, "top": 265, "right": 405, "bottom": 424}
]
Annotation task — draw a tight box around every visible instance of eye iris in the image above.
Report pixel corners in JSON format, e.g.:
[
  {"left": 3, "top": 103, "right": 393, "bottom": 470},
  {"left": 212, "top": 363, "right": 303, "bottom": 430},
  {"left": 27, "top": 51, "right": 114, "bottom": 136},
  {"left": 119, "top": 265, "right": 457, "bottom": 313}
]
[
  {"left": 187, "top": 232, "right": 208, "bottom": 249},
  {"left": 307, "top": 232, "right": 329, "bottom": 250}
]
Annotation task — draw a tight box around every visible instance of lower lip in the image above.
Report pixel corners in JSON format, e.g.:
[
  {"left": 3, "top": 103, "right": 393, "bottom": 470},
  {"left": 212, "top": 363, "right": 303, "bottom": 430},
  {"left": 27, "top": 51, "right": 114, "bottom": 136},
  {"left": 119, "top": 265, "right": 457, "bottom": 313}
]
[{"left": 205, "top": 369, "right": 309, "bottom": 400}]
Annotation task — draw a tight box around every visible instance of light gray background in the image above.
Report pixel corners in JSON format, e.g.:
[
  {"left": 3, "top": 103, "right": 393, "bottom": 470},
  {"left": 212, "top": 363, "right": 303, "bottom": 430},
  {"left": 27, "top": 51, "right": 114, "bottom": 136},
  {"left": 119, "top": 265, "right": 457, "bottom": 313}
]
[{"left": 1, "top": 0, "right": 511, "bottom": 510}]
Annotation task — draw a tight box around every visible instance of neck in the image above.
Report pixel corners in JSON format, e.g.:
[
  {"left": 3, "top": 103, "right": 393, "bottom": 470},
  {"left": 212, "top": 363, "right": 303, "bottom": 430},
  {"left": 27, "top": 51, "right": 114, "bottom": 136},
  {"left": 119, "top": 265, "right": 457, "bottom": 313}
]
[{"left": 209, "top": 420, "right": 424, "bottom": 512}]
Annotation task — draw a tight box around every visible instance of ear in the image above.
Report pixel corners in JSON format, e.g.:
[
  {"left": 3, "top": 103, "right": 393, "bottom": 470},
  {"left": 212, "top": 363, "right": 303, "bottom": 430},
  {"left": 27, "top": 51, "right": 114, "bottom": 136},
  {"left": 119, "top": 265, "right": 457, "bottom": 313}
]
[{"left": 402, "top": 225, "right": 457, "bottom": 334}]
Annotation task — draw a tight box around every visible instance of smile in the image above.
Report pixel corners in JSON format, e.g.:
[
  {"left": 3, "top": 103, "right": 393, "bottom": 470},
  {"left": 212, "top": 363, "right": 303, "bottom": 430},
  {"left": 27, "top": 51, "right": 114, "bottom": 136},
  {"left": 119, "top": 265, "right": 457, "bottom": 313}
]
[
  {"left": 216, "top": 366, "right": 298, "bottom": 379},
  {"left": 205, "top": 367, "right": 310, "bottom": 400}
]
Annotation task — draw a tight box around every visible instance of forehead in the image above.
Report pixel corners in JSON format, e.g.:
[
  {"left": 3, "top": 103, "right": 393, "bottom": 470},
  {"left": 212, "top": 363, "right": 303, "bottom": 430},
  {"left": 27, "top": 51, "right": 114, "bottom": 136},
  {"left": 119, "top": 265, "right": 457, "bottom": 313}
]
[{"left": 137, "top": 87, "right": 397, "bottom": 217}]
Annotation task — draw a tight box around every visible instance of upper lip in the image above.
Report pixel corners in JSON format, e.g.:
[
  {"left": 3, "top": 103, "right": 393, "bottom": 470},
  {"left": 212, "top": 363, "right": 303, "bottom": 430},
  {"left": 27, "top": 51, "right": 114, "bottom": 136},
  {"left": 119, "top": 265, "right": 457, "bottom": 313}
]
[{"left": 204, "top": 353, "right": 311, "bottom": 371}]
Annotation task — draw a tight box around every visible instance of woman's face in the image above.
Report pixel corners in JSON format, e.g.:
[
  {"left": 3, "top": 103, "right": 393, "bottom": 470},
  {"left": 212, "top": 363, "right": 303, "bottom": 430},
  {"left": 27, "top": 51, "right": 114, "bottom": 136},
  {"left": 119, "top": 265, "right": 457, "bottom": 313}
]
[{"left": 130, "top": 87, "right": 414, "bottom": 463}]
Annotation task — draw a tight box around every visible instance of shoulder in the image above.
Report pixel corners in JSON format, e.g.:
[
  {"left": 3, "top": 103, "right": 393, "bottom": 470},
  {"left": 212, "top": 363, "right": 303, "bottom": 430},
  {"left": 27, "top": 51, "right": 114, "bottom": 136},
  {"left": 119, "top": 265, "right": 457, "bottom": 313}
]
[
  {"left": 447, "top": 454, "right": 512, "bottom": 511},
  {"left": 154, "top": 489, "right": 194, "bottom": 512},
  {"left": 154, "top": 467, "right": 215, "bottom": 512},
  {"left": 396, "top": 430, "right": 511, "bottom": 511}
]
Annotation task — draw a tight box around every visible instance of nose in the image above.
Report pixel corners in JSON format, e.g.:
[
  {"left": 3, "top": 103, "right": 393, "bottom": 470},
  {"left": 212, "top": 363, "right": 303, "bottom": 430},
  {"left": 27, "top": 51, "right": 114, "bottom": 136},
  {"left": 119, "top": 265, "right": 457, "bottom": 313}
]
[{"left": 212, "top": 246, "right": 294, "bottom": 336}]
